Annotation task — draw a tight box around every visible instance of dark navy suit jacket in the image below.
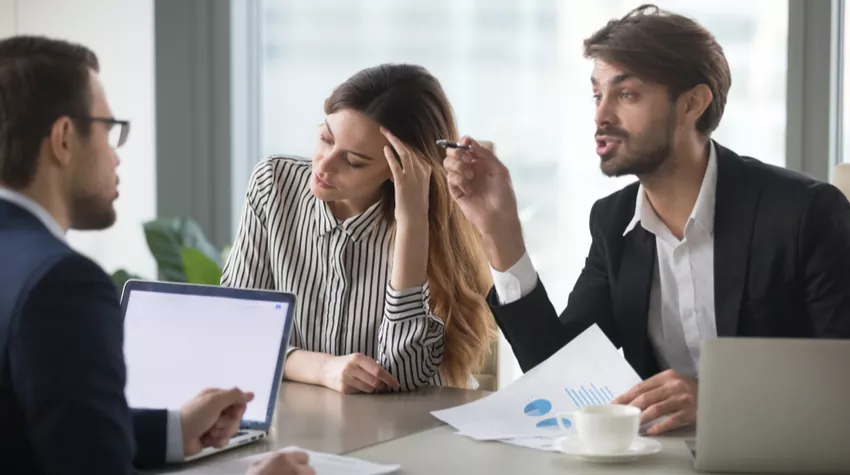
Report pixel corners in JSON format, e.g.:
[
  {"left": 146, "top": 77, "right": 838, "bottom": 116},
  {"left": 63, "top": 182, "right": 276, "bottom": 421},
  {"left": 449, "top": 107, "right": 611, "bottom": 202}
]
[{"left": 0, "top": 199, "right": 168, "bottom": 474}]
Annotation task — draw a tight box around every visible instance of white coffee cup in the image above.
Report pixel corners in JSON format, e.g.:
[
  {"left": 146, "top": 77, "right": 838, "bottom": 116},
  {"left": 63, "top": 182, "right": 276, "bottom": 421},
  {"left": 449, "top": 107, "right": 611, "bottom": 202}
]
[{"left": 556, "top": 404, "right": 640, "bottom": 454}]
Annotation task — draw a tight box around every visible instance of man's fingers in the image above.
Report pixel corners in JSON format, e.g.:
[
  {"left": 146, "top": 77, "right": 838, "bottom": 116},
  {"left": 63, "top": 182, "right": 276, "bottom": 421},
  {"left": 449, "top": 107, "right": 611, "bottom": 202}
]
[
  {"left": 443, "top": 155, "right": 462, "bottom": 173},
  {"left": 216, "top": 400, "right": 247, "bottom": 424},
  {"left": 201, "top": 433, "right": 228, "bottom": 448},
  {"left": 467, "top": 138, "right": 504, "bottom": 171},
  {"left": 286, "top": 451, "right": 309, "bottom": 464},
  {"left": 629, "top": 385, "right": 673, "bottom": 411},
  {"left": 639, "top": 396, "right": 679, "bottom": 425},
  {"left": 198, "top": 388, "right": 220, "bottom": 397},
  {"left": 213, "top": 404, "right": 247, "bottom": 433},
  {"left": 205, "top": 429, "right": 227, "bottom": 442},
  {"left": 447, "top": 168, "right": 473, "bottom": 196},
  {"left": 447, "top": 178, "right": 467, "bottom": 200},
  {"left": 208, "top": 387, "right": 252, "bottom": 410},
  {"left": 612, "top": 389, "right": 637, "bottom": 405},
  {"left": 359, "top": 358, "right": 400, "bottom": 389},
  {"left": 235, "top": 402, "right": 248, "bottom": 419},
  {"left": 444, "top": 156, "right": 474, "bottom": 179},
  {"left": 645, "top": 411, "right": 688, "bottom": 435},
  {"left": 297, "top": 467, "right": 317, "bottom": 475},
  {"left": 211, "top": 437, "right": 229, "bottom": 448},
  {"left": 613, "top": 372, "right": 670, "bottom": 404}
]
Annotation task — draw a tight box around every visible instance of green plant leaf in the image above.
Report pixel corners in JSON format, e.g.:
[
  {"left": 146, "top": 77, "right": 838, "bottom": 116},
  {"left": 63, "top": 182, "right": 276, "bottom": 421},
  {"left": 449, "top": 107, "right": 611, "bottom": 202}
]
[
  {"left": 175, "top": 218, "right": 222, "bottom": 267},
  {"left": 142, "top": 217, "right": 222, "bottom": 282},
  {"left": 111, "top": 269, "right": 142, "bottom": 296},
  {"left": 144, "top": 220, "right": 187, "bottom": 282},
  {"left": 181, "top": 248, "right": 223, "bottom": 285},
  {"left": 220, "top": 244, "right": 232, "bottom": 265}
]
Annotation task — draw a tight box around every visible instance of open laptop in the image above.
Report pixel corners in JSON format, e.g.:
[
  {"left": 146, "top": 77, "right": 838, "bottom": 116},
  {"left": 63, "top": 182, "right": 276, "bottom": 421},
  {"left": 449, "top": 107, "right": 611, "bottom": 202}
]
[
  {"left": 119, "top": 280, "right": 296, "bottom": 462},
  {"left": 690, "top": 337, "right": 850, "bottom": 474}
]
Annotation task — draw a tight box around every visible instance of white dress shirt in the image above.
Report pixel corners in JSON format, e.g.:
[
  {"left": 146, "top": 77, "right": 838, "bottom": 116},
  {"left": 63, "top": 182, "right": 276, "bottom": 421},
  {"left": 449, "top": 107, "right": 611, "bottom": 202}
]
[
  {"left": 492, "top": 143, "right": 719, "bottom": 378},
  {"left": 0, "top": 187, "right": 185, "bottom": 461}
]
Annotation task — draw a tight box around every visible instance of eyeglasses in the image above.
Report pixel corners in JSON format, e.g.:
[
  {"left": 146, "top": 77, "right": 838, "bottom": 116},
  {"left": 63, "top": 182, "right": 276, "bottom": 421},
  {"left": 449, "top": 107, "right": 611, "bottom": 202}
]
[{"left": 71, "top": 116, "right": 131, "bottom": 149}]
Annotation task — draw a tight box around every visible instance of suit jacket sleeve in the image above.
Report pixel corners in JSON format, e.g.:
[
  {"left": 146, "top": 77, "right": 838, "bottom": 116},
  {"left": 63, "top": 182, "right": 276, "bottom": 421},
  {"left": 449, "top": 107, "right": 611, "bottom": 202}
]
[
  {"left": 799, "top": 183, "right": 850, "bottom": 337},
  {"left": 489, "top": 202, "right": 619, "bottom": 372},
  {"left": 9, "top": 254, "right": 168, "bottom": 474},
  {"left": 131, "top": 409, "right": 169, "bottom": 468}
]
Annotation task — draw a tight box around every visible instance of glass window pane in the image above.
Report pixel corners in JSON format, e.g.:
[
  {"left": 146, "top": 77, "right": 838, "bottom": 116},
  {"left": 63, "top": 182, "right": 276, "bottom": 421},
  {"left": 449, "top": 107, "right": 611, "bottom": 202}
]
[
  {"left": 838, "top": 3, "right": 850, "bottom": 163},
  {"left": 259, "top": 0, "right": 788, "bottom": 386}
]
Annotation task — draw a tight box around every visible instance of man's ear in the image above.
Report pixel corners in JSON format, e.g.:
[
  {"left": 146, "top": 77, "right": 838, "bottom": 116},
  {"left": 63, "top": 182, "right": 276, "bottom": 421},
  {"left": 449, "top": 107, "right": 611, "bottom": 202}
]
[
  {"left": 48, "top": 117, "right": 75, "bottom": 167},
  {"left": 683, "top": 84, "right": 713, "bottom": 127}
]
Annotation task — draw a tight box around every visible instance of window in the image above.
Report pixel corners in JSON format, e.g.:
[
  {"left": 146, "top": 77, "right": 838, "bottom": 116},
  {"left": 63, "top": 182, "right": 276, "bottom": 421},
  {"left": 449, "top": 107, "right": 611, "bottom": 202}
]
[
  {"left": 258, "top": 0, "right": 788, "bottom": 387},
  {"left": 838, "top": 2, "right": 850, "bottom": 163}
]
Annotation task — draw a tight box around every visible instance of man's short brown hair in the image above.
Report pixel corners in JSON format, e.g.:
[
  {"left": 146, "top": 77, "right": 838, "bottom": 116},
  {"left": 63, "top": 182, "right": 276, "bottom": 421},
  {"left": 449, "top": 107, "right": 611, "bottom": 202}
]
[
  {"left": 584, "top": 4, "right": 731, "bottom": 135},
  {"left": 0, "top": 35, "right": 100, "bottom": 188}
]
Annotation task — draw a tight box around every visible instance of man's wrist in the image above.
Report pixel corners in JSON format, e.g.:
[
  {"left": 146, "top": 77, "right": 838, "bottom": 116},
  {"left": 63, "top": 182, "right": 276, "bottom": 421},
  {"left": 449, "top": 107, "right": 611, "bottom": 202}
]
[{"left": 482, "top": 222, "right": 526, "bottom": 272}]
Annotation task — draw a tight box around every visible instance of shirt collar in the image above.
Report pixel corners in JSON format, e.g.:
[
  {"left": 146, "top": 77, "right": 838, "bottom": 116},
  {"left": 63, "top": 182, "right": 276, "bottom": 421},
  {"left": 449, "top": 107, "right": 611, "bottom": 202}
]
[
  {"left": 623, "top": 141, "right": 718, "bottom": 237},
  {"left": 0, "top": 187, "right": 67, "bottom": 241},
  {"left": 313, "top": 196, "right": 385, "bottom": 243}
]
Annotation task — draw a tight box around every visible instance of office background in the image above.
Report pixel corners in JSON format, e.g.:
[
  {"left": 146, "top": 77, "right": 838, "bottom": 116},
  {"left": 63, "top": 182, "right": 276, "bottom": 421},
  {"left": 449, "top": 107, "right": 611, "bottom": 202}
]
[{"left": 0, "top": 0, "right": 843, "bottom": 387}]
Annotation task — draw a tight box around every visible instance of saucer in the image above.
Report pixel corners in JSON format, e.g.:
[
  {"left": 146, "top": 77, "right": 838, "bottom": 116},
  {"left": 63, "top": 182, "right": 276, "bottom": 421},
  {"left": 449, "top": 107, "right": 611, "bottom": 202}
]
[{"left": 555, "top": 436, "right": 662, "bottom": 463}]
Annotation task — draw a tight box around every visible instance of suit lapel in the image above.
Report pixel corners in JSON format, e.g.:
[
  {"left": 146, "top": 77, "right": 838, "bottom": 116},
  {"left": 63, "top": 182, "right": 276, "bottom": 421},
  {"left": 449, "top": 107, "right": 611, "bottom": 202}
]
[
  {"left": 616, "top": 225, "right": 656, "bottom": 376},
  {"left": 713, "top": 143, "right": 760, "bottom": 337}
]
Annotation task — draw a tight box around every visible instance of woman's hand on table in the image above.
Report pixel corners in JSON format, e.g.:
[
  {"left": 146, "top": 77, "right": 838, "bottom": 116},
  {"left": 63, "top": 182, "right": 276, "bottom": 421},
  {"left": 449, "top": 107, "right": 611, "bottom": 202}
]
[{"left": 320, "top": 353, "right": 401, "bottom": 394}]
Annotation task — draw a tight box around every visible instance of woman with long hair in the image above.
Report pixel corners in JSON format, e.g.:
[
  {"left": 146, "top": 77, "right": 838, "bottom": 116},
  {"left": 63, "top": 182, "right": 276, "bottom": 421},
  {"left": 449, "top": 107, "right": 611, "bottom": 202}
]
[{"left": 222, "top": 64, "right": 494, "bottom": 392}]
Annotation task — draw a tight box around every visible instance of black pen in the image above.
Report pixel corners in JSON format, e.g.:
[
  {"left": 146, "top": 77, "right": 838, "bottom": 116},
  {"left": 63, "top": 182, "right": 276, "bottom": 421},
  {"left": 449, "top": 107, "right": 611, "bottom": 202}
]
[{"left": 436, "top": 139, "right": 472, "bottom": 150}]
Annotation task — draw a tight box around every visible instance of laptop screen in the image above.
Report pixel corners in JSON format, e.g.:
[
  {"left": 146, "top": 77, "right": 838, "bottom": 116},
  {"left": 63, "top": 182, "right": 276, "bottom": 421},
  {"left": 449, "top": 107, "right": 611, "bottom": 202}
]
[{"left": 122, "top": 285, "right": 292, "bottom": 425}]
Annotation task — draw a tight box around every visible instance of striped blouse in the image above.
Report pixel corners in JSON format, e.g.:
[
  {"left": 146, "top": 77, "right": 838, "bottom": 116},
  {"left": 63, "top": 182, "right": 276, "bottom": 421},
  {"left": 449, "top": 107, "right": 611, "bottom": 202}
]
[{"left": 221, "top": 156, "right": 448, "bottom": 391}]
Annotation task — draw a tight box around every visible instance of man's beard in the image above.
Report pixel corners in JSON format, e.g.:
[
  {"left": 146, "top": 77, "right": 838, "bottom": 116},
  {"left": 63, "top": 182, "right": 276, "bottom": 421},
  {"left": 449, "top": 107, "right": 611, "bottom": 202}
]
[
  {"left": 599, "top": 108, "right": 677, "bottom": 178},
  {"left": 69, "top": 190, "right": 116, "bottom": 230}
]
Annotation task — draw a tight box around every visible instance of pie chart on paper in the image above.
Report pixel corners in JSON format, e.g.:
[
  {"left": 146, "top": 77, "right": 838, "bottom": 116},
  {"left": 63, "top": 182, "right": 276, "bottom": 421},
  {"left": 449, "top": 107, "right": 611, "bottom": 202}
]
[
  {"left": 523, "top": 399, "right": 552, "bottom": 417},
  {"left": 536, "top": 417, "right": 571, "bottom": 429}
]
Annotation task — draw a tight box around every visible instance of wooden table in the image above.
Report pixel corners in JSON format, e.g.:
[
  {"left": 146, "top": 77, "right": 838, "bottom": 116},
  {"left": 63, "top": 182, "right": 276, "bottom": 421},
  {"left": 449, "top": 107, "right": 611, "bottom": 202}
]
[
  {"left": 348, "top": 425, "right": 711, "bottom": 475},
  {"left": 152, "top": 382, "right": 490, "bottom": 473},
  {"left": 153, "top": 381, "right": 809, "bottom": 474}
]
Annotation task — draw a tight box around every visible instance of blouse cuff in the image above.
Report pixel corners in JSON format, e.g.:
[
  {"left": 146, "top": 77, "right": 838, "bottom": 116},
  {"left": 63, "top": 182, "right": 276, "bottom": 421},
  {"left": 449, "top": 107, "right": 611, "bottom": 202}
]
[{"left": 384, "top": 280, "right": 443, "bottom": 325}]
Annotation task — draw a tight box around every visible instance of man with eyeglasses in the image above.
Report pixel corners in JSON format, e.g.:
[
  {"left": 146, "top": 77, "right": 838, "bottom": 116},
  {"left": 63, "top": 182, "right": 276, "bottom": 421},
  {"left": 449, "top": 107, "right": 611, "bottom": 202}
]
[{"left": 0, "top": 36, "right": 313, "bottom": 475}]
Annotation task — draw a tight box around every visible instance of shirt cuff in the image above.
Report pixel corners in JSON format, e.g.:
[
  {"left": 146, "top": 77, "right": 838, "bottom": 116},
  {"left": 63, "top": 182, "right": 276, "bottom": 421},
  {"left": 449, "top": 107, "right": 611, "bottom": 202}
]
[
  {"left": 384, "top": 280, "right": 441, "bottom": 324},
  {"left": 165, "top": 409, "right": 185, "bottom": 463},
  {"left": 490, "top": 251, "right": 538, "bottom": 305}
]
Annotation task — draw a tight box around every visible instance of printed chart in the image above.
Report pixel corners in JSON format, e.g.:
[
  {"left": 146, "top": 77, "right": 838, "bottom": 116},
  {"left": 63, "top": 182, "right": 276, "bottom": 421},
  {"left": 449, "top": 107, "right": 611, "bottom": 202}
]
[
  {"left": 565, "top": 384, "right": 616, "bottom": 407},
  {"left": 523, "top": 398, "right": 571, "bottom": 429},
  {"left": 431, "top": 325, "right": 643, "bottom": 440}
]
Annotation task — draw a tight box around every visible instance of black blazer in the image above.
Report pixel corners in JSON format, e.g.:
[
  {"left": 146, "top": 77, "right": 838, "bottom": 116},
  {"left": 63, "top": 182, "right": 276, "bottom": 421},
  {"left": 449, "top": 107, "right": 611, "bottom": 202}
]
[
  {"left": 0, "top": 199, "right": 168, "bottom": 474},
  {"left": 491, "top": 142, "right": 850, "bottom": 379}
]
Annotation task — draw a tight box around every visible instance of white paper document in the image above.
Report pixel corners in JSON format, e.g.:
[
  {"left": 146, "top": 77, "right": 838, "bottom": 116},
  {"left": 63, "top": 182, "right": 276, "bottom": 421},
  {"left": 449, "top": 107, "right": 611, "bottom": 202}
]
[
  {"left": 173, "top": 447, "right": 400, "bottom": 475},
  {"left": 432, "top": 324, "right": 641, "bottom": 441},
  {"left": 455, "top": 432, "right": 561, "bottom": 452}
]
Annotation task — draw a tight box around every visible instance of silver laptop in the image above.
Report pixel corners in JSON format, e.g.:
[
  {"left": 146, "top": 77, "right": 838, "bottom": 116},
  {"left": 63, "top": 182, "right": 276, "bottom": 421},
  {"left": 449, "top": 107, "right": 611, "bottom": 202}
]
[
  {"left": 691, "top": 337, "right": 850, "bottom": 474},
  {"left": 120, "top": 280, "right": 296, "bottom": 462}
]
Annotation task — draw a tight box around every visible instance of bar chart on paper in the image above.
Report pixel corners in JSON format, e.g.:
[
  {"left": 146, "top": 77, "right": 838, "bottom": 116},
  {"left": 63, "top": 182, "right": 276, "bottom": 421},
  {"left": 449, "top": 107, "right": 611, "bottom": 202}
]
[
  {"left": 565, "top": 384, "right": 616, "bottom": 407},
  {"left": 526, "top": 384, "right": 617, "bottom": 430},
  {"left": 429, "top": 325, "right": 643, "bottom": 440}
]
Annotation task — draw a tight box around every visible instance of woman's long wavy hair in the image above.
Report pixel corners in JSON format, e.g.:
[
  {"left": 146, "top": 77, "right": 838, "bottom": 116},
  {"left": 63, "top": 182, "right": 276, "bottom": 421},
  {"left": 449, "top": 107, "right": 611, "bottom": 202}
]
[{"left": 324, "top": 64, "right": 495, "bottom": 387}]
